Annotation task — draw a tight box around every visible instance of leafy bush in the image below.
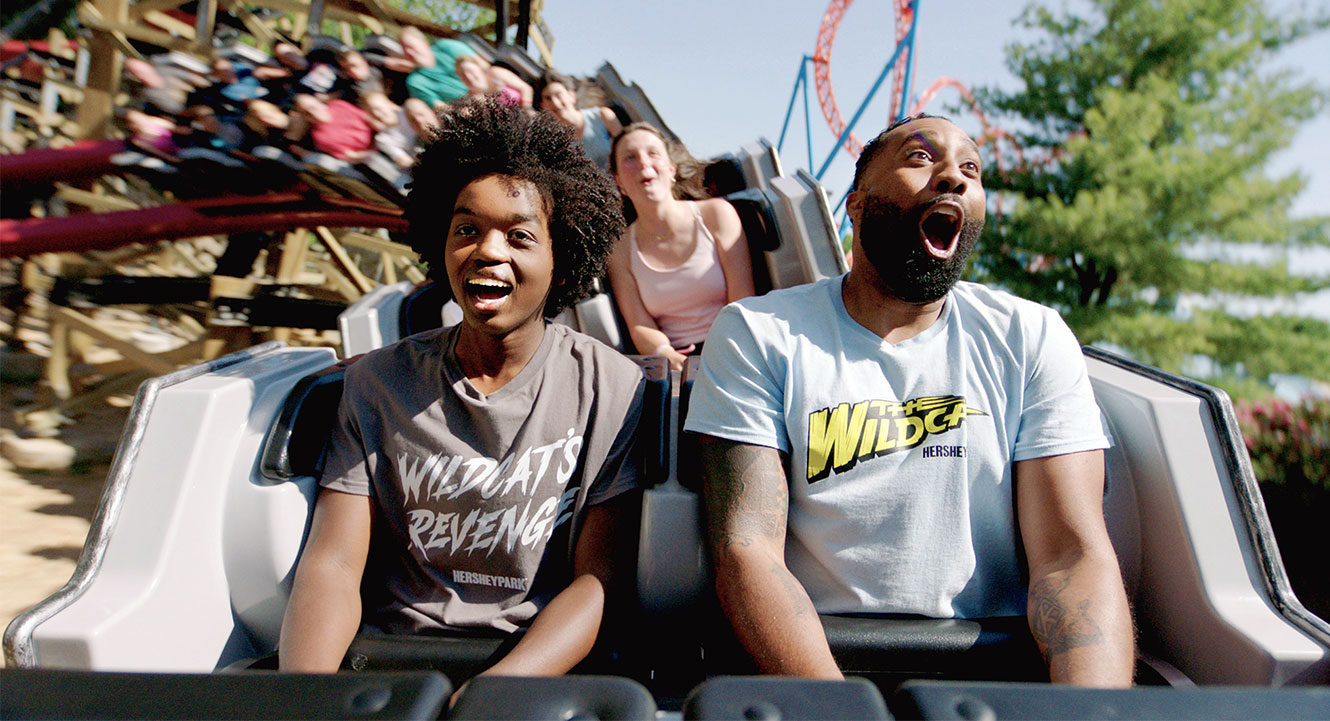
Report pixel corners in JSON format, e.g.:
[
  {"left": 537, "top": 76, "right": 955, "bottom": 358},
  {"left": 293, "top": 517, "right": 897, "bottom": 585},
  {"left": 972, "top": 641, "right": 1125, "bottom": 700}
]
[{"left": 1236, "top": 396, "right": 1330, "bottom": 495}]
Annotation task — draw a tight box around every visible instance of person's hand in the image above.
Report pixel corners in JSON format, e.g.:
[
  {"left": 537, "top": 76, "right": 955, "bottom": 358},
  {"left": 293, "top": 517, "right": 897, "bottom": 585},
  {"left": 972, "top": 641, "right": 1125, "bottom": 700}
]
[{"left": 655, "top": 343, "right": 695, "bottom": 371}]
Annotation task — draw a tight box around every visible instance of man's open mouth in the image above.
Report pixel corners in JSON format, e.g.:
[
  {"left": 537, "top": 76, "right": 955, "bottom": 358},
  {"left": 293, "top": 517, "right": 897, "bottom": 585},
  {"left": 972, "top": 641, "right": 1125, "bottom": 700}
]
[
  {"left": 464, "top": 277, "right": 513, "bottom": 311},
  {"left": 919, "top": 202, "right": 963, "bottom": 260}
]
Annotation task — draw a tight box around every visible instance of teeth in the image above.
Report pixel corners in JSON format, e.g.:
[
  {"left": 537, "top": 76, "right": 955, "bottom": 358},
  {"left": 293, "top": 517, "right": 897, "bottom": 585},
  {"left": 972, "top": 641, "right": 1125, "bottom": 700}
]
[{"left": 468, "top": 278, "right": 511, "bottom": 289}]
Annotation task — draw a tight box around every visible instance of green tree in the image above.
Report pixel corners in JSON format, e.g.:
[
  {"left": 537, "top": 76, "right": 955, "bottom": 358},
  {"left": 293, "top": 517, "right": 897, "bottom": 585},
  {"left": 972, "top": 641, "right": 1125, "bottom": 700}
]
[
  {"left": 972, "top": 0, "right": 1330, "bottom": 393},
  {"left": 391, "top": 0, "right": 495, "bottom": 33}
]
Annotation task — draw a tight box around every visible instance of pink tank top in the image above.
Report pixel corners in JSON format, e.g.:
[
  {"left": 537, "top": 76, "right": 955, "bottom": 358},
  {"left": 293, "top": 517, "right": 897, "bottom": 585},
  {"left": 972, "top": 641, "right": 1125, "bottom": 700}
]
[{"left": 628, "top": 203, "right": 728, "bottom": 347}]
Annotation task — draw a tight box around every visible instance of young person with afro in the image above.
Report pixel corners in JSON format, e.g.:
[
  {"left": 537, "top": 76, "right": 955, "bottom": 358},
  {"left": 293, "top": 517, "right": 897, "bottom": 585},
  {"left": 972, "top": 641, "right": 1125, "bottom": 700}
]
[{"left": 279, "top": 97, "right": 644, "bottom": 690}]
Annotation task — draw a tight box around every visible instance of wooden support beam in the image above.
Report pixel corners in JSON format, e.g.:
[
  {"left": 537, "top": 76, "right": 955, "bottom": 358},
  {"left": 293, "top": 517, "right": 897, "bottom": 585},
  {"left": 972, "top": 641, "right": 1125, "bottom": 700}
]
[
  {"left": 314, "top": 226, "right": 376, "bottom": 295},
  {"left": 128, "top": 0, "right": 192, "bottom": 21},
  {"left": 0, "top": 92, "right": 61, "bottom": 127},
  {"left": 287, "top": 10, "right": 307, "bottom": 43},
  {"left": 356, "top": 13, "right": 384, "bottom": 34},
  {"left": 49, "top": 306, "right": 179, "bottom": 376},
  {"left": 79, "top": 3, "right": 200, "bottom": 53},
  {"left": 274, "top": 229, "right": 310, "bottom": 283},
  {"left": 218, "top": 0, "right": 280, "bottom": 50},
  {"left": 194, "top": 0, "right": 218, "bottom": 50},
  {"left": 307, "top": 0, "right": 327, "bottom": 42},
  {"left": 75, "top": 0, "right": 127, "bottom": 139},
  {"left": 245, "top": 0, "right": 460, "bottom": 39},
  {"left": 86, "top": 340, "right": 206, "bottom": 379},
  {"left": 47, "top": 314, "right": 73, "bottom": 400},
  {"left": 142, "top": 9, "right": 196, "bottom": 39},
  {"left": 163, "top": 241, "right": 210, "bottom": 275},
  {"left": 54, "top": 184, "right": 141, "bottom": 212},
  {"left": 338, "top": 230, "right": 416, "bottom": 258},
  {"left": 310, "top": 255, "right": 362, "bottom": 300},
  {"left": 355, "top": 0, "right": 398, "bottom": 31}
]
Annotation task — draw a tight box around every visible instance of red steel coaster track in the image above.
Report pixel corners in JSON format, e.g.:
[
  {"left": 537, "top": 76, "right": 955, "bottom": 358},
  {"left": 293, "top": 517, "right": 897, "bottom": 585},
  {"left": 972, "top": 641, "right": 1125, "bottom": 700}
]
[
  {"left": 811, "top": 0, "right": 914, "bottom": 159},
  {"left": 809, "top": 0, "right": 1035, "bottom": 177},
  {"left": 0, "top": 142, "right": 408, "bottom": 258}
]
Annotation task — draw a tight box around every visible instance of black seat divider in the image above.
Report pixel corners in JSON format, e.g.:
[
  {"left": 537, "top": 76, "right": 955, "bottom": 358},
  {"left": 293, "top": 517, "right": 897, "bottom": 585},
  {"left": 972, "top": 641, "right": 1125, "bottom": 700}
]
[
  {"left": 677, "top": 356, "right": 703, "bottom": 492},
  {"left": 452, "top": 675, "right": 657, "bottom": 721},
  {"left": 894, "top": 680, "right": 1330, "bottom": 720},
  {"left": 342, "top": 632, "right": 512, "bottom": 681},
  {"left": 629, "top": 355, "right": 671, "bottom": 487},
  {"left": 0, "top": 667, "right": 450, "bottom": 721},
  {"left": 725, "top": 188, "right": 780, "bottom": 295},
  {"left": 259, "top": 357, "right": 358, "bottom": 482},
  {"left": 684, "top": 676, "right": 889, "bottom": 721}
]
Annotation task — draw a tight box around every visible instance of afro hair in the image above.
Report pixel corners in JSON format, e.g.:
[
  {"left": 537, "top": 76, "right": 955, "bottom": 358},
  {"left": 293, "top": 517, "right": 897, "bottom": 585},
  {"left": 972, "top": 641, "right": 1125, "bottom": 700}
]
[{"left": 405, "top": 96, "right": 626, "bottom": 317}]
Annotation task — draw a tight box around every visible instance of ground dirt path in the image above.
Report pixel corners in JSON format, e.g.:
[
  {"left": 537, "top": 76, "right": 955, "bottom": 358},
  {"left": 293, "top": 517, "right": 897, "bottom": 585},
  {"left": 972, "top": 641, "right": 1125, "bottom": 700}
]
[
  {"left": 0, "top": 389, "right": 126, "bottom": 667},
  {"left": 0, "top": 291, "right": 136, "bottom": 666}
]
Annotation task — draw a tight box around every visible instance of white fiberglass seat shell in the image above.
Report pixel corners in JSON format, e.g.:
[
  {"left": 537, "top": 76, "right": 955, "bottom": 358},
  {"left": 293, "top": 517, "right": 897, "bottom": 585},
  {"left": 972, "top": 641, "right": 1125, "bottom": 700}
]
[
  {"left": 1084, "top": 348, "right": 1328, "bottom": 685},
  {"left": 4, "top": 343, "right": 338, "bottom": 671}
]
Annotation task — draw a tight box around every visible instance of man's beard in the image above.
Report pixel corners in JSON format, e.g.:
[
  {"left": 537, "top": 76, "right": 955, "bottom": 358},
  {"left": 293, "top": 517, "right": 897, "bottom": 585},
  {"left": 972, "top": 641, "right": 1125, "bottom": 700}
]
[{"left": 858, "top": 194, "right": 983, "bottom": 304}]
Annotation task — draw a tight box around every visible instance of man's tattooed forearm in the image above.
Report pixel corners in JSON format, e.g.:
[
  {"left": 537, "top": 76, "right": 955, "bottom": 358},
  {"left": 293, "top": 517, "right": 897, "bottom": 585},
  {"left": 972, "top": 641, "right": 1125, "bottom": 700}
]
[
  {"left": 1029, "top": 575, "right": 1106, "bottom": 663},
  {"left": 700, "top": 441, "right": 788, "bottom": 559},
  {"left": 772, "top": 560, "right": 815, "bottom": 618}
]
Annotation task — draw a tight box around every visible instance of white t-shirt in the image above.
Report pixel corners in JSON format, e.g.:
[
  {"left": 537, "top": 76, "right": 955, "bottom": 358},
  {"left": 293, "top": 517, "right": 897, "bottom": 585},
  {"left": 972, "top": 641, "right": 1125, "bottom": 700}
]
[{"left": 684, "top": 277, "right": 1109, "bottom": 619}]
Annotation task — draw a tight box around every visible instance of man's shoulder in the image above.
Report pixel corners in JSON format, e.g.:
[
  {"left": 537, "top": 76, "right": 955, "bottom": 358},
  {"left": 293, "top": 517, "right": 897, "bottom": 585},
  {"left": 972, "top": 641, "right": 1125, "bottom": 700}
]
[
  {"left": 950, "top": 281, "right": 1062, "bottom": 330},
  {"left": 729, "top": 276, "right": 840, "bottom": 318},
  {"left": 706, "top": 278, "right": 843, "bottom": 354},
  {"left": 431, "top": 38, "right": 475, "bottom": 60},
  {"left": 406, "top": 63, "right": 444, "bottom": 84}
]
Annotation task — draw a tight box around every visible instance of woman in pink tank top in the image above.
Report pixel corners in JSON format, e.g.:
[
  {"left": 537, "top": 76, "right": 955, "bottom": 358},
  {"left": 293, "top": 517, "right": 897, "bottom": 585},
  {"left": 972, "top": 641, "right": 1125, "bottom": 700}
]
[
  {"left": 606, "top": 123, "right": 754, "bottom": 370},
  {"left": 455, "top": 54, "right": 532, "bottom": 107}
]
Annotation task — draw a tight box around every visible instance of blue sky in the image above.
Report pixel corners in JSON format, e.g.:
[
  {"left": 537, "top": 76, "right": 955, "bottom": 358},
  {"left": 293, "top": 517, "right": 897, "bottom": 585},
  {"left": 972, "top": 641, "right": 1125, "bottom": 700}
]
[{"left": 541, "top": 0, "right": 1328, "bottom": 220}]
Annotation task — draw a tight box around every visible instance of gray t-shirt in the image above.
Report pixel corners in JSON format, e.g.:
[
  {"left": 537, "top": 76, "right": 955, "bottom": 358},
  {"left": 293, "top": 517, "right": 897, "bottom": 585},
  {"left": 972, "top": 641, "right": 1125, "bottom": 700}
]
[{"left": 322, "top": 322, "right": 645, "bottom": 634}]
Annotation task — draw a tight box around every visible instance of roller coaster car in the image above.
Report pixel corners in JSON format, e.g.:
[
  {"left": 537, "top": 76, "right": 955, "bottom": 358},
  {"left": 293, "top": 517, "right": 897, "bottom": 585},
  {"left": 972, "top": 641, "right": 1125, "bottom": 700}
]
[{"left": 5, "top": 144, "right": 1328, "bottom": 720}]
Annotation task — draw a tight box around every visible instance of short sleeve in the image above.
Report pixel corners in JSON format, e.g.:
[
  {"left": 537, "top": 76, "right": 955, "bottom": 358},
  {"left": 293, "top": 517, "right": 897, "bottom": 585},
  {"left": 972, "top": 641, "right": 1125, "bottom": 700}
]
[
  {"left": 585, "top": 376, "right": 646, "bottom": 506},
  {"left": 404, "top": 71, "right": 442, "bottom": 108},
  {"left": 1011, "top": 309, "right": 1111, "bottom": 462},
  {"left": 319, "top": 380, "right": 373, "bottom": 496},
  {"left": 683, "top": 304, "right": 790, "bottom": 452}
]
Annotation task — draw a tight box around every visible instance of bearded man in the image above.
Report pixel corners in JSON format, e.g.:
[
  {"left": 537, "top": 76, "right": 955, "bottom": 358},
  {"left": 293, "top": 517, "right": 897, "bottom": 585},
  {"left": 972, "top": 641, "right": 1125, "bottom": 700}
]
[{"left": 684, "top": 115, "right": 1135, "bottom": 687}]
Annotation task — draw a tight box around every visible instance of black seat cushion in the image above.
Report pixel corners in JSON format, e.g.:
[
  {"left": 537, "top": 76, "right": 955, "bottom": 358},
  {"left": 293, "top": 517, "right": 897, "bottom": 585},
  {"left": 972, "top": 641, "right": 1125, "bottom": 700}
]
[
  {"left": 399, "top": 280, "right": 453, "bottom": 337},
  {"left": 821, "top": 614, "right": 1044, "bottom": 680},
  {"left": 259, "top": 357, "right": 357, "bottom": 482}
]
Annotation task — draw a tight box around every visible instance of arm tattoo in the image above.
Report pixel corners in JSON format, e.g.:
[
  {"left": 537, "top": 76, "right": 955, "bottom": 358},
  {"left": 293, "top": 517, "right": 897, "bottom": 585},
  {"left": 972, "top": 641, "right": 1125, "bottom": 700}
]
[
  {"left": 1029, "top": 575, "right": 1106, "bottom": 670},
  {"left": 700, "top": 441, "right": 788, "bottom": 562},
  {"left": 772, "top": 560, "right": 816, "bottom": 618}
]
